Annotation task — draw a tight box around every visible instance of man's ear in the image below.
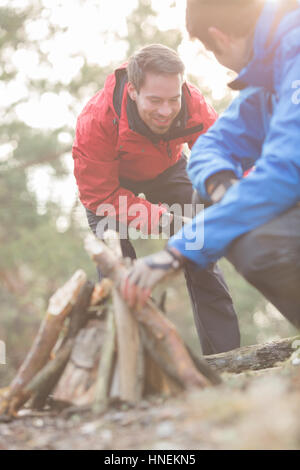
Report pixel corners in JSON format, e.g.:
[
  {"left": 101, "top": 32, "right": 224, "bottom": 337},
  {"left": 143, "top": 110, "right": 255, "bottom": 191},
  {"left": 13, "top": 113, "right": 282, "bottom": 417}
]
[
  {"left": 208, "top": 26, "right": 231, "bottom": 52},
  {"left": 127, "top": 82, "right": 138, "bottom": 101}
]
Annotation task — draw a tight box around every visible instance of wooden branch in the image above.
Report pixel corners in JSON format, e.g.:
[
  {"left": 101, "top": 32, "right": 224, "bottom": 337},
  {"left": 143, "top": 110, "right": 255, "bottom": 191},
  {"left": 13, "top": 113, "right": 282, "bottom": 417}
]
[
  {"left": 93, "top": 310, "right": 116, "bottom": 411},
  {"left": 2, "top": 341, "right": 73, "bottom": 416},
  {"left": 104, "top": 232, "right": 145, "bottom": 404},
  {"left": 0, "top": 270, "right": 87, "bottom": 416},
  {"left": 204, "top": 335, "right": 300, "bottom": 374},
  {"left": 111, "top": 288, "right": 144, "bottom": 402},
  {"left": 144, "top": 352, "right": 182, "bottom": 396},
  {"left": 136, "top": 325, "right": 145, "bottom": 398},
  {"left": 30, "top": 281, "right": 94, "bottom": 409},
  {"left": 109, "top": 356, "right": 120, "bottom": 400},
  {"left": 90, "top": 279, "right": 112, "bottom": 306},
  {"left": 84, "top": 235, "right": 213, "bottom": 389},
  {"left": 53, "top": 319, "right": 107, "bottom": 406},
  {"left": 62, "top": 281, "right": 94, "bottom": 341},
  {"left": 19, "top": 341, "right": 73, "bottom": 413}
]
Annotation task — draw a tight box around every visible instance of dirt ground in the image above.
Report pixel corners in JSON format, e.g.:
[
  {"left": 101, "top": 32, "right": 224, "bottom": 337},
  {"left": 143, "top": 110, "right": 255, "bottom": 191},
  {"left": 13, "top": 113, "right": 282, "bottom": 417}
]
[{"left": 1, "top": 362, "right": 300, "bottom": 450}]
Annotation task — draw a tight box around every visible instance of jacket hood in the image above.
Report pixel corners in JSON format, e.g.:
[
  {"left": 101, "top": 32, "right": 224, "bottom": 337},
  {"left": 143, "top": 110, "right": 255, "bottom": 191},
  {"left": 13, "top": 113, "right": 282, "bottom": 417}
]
[
  {"left": 230, "top": 0, "right": 300, "bottom": 91},
  {"left": 103, "top": 63, "right": 128, "bottom": 118}
]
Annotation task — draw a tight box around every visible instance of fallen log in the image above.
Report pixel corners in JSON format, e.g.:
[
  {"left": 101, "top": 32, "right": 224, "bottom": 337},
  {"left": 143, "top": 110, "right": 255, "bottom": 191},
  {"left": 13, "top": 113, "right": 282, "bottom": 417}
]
[{"left": 204, "top": 335, "right": 300, "bottom": 374}]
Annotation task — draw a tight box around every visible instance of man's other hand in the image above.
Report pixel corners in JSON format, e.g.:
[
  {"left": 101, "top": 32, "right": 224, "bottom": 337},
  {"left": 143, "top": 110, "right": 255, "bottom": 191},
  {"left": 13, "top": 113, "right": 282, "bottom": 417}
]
[
  {"left": 206, "top": 170, "right": 238, "bottom": 204},
  {"left": 120, "top": 247, "right": 184, "bottom": 309}
]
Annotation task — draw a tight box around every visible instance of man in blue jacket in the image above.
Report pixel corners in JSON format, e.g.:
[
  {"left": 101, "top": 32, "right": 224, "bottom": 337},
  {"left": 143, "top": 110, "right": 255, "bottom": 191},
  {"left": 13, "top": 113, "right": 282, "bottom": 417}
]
[{"left": 121, "top": 0, "right": 300, "bottom": 332}]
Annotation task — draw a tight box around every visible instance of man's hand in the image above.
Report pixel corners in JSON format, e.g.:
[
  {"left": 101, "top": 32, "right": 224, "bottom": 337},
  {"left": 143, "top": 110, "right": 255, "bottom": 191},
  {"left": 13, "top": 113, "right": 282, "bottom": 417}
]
[
  {"left": 120, "top": 247, "right": 184, "bottom": 309},
  {"left": 206, "top": 170, "right": 238, "bottom": 204}
]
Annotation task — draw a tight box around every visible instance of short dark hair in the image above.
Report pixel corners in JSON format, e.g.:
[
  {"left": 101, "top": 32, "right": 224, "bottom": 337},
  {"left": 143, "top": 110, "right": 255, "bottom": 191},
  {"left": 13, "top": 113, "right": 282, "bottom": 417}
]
[
  {"left": 127, "top": 44, "right": 185, "bottom": 92},
  {"left": 186, "top": 0, "right": 264, "bottom": 52}
]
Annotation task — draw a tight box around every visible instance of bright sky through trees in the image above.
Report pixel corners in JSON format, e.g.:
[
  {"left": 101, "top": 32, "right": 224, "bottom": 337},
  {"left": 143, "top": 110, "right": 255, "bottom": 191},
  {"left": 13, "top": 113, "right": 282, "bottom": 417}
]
[
  {"left": 1, "top": 0, "right": 233, "bottom": 130},
  {"left": 0, "top": 0, "right": 235, "bottom": 216}
]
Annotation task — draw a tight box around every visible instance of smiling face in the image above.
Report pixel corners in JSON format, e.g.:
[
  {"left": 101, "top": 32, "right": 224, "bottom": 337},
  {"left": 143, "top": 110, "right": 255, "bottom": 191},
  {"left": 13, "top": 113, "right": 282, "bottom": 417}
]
[{"left": 127, "top": 72, "right": 183, "bottom": 134}]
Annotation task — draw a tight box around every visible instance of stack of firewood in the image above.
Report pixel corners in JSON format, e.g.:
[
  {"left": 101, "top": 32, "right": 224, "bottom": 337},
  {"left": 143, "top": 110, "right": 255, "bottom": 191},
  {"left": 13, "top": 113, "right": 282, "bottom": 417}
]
[
  {"left": 2, "top": 231, "right": 299, "bottom": 420},
  {"left": 0, "top": 232, "right": 220, "bottom": 419}
]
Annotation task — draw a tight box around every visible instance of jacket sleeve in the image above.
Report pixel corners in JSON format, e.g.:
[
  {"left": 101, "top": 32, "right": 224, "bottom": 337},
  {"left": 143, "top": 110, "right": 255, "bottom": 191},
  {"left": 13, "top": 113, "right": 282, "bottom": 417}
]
[
  {"left": 187, "top": 86, "right": 268, "bottom": 199},
  {"left": 169, "top": 45, "right": 300, "bottom": 268},
  {"left": 72, "top": 106, "right": 166, "bottom": 234}
]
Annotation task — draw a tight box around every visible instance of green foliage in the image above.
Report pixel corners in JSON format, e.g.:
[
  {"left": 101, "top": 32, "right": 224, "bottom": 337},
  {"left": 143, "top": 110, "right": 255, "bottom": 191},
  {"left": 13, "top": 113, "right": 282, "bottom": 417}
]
[{"left": 124, "top": 0, "right": 182, "bottom": 57}]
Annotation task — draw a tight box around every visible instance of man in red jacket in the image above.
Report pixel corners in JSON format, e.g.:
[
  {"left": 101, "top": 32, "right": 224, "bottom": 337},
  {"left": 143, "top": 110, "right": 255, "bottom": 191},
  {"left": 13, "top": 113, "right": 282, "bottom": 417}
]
[{"left": 72, "top": 44, "right": 240, "bottom": 355}]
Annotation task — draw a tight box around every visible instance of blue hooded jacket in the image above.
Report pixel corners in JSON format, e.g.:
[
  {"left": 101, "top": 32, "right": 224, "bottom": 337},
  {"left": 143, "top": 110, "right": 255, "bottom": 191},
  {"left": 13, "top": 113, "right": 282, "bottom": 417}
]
[{"left": 169, "top": 0, "right": 300, "bottom": 268}]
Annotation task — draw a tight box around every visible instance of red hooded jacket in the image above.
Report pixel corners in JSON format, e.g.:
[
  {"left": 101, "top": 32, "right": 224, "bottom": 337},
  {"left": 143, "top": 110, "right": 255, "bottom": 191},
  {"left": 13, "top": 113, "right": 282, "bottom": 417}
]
[{"left": 72, "top": 65, "right": 218, "bottom": 233}]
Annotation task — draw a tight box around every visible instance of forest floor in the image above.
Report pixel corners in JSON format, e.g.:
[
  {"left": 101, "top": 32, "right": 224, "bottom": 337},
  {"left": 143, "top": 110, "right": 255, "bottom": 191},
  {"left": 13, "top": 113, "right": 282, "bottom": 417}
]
[{"left": 1, "top": 361, "right": 300, "bottom": 450}]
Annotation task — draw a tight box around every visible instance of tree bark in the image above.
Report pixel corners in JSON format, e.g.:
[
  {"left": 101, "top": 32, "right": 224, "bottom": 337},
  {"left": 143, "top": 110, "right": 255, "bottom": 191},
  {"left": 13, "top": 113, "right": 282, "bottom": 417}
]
[{"left": 204, "top": 335, "right": 300, "bottom": 374}]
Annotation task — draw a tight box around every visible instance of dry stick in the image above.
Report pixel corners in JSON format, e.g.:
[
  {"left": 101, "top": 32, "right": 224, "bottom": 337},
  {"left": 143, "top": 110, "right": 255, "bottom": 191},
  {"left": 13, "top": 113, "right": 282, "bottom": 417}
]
[
  {"left": 109, "top": 356, "right": 120, "bottom": 399},
  {"left": 111, "top": 289, "right": 144, "bottom": 402},
  {"left": 144, "top": 350, "right": 182, "bottom": 396},
  {"left": 0, "top": 270, "right": 87, "bottom": 416},
  {"left": 30, "top": 281, "right": 95, "bottom": 410},
  {"left": 90, "top": 279, "right": 113, "bottom": 306},
  {"left": 84, "top": 235, "right": 213, "bottom": 390},
  {"left": 51, "top": 282, "right": 112, "bottom": 408},
  {"left": 104, "top": 232, "right": 144, "bottom": 403},
  {"left": 10, "top": 341, "right": 74, "bottom": 415},
  {"left": 93, "top": 309, "right": 116, "bottom": 412},
  {"left": 7, "top": 280, "right": 94, "bottom": 414},
  {"left": 138, "top": 303, "right": 211, "bottom": 388},
  {"left": 62, "top": 281, "right": 95, "bottom": 342},
  {"left": 136, "top": 324, "right": 145, "bottom": 397},
  {"left": 52, "top": 319, "right": 106, "bottom": 406}
]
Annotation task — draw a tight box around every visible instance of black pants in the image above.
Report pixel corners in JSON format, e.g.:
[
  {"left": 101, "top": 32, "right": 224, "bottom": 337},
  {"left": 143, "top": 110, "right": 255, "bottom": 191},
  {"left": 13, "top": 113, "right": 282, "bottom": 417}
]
[
  {"left": 227, "top": 205, "right": 300, "bottom": 329},
  {"left": 86, "top": 156, "right": 240, "bottom": 355}
]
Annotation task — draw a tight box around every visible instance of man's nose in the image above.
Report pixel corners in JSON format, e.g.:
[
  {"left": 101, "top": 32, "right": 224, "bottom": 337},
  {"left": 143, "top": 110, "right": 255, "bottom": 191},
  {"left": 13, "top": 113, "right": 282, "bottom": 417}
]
[{"left": 158, "top": 102, "right": 172, "bottom": 117}]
